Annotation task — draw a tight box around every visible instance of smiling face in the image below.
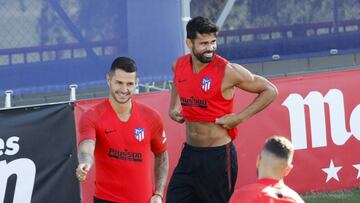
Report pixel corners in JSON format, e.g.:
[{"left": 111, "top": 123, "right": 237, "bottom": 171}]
[
  {"left": 187, "top": 32, "right": 217, "bottom": 64},
  {"left": 107, "top": 69, "right": 137, "bottom": 105}
]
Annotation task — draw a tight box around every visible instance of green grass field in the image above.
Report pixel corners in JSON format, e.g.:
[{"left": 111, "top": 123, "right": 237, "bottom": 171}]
[{"left": 301, "top": 187, "right": 360, "bottom": 203}]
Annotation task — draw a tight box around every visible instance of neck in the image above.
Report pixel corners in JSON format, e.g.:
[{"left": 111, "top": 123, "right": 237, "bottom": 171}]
[
  {"left": 258, "top": 164, "right": 284, "bottom": 180},
  {"left": 258, "top": 174, "right": 283, "bottom": 181},
  {"left": 109, "top": 97, "right": 132, "bottom": 116},
  {"left": 191, "top": 55, "right": 208, "bottom": 73},
  {"left": 258, "top": 177, "right": 285, "bottom": 187}
]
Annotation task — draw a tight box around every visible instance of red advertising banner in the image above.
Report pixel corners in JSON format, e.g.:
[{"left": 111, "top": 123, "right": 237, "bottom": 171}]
[
  {"left": 259, "top": 69, "right": 360, "bottom": 193},
  {"left": 74, "top": 69, "right": 360, "bottom": 202}
]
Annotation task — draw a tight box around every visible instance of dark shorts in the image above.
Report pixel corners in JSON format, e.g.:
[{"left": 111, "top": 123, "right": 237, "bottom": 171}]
[
  {"left": 166, "top": 142, "right": 238, "bottom": 203},
  {"left": 94, "top": 196, "right": 114, "bottom": 203}
]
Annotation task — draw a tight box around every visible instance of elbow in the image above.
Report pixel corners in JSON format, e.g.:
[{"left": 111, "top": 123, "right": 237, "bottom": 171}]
[
  {"left": 272, "top": 84, "right": 279, "bottom": 97},
  {"left": 268, "top": 84, "right": 279, "bottom": 101}
]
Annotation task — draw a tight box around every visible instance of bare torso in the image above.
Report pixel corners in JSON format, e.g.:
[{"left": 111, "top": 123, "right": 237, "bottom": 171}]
[
  {"left": 185, "top": 122, "right": 231, "bottom": 147},
  {"left": 185, "top": 63, "right": 235, "bottom": 147}
]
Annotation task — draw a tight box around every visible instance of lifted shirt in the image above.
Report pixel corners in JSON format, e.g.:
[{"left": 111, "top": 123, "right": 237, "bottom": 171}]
[{"left": 174, "top": 54, "right": 238, "bottom": 139}]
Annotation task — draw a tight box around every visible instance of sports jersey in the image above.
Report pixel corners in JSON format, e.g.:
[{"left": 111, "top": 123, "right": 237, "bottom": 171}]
[
  {"left": 174, "top": 54, "right": 237, "bottom": 139},
  {"left": 78, "top": 99, "right": 168, "bottom": 203},
  {"left": 229, "top": 178, "right": 305, "bottom": 203}
]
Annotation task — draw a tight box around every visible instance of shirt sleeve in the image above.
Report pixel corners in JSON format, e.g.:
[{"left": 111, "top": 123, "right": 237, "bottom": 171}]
[
  {"left": 150, "top": 112, "right": 168, "bottom": 154},
  {"left": 78, "top": 110, "right": 97, "bottom": 142}
]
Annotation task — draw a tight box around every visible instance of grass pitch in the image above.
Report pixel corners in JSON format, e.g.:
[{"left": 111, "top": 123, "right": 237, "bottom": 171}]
[{"left": 302, "top": 187, "right": 360, "bottom": 203}]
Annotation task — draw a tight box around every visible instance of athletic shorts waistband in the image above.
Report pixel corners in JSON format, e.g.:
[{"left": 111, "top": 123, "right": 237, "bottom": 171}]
[{"left": 183, "top": 142, "right": 233, "bottom": 152}]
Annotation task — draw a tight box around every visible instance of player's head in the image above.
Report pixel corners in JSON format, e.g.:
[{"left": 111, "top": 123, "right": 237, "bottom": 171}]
[
  {"left": 186, "top": 16, "right": 219, "bottom": 40},
  {"left": 256, "top": 136, "right": 294, "bottom": 180},
  {"left": 186, "top": 16, "right": 219, "bottom": 63},
  {"left": 109, "top": 56, "right": 137, "bottom": 74},
  {"left": 107, "top": 56, "right": 138, "bottom": 104}
]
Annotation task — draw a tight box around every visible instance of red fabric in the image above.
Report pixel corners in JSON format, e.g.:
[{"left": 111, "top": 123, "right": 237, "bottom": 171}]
[
  {"left": 174, "top": 54, "right": 237, "bottom": 139},
  {"left": 78, "top": 99, "right": 167, "bottom": 203},
  {"left": 229, "top": 178, "right": 304, "bottom": 203}
]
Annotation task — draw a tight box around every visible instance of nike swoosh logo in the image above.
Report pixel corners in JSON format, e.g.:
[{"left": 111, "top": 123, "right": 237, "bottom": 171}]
[
  {"left": 178, "top": 79, "right": 187, "bottom": 83},
  {"left": 104, "top": 129, "right": 116, "bottom": 134}
]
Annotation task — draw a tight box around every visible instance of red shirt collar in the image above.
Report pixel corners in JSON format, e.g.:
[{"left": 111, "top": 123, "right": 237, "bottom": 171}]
[{"left": 257, "top": 178, "right": 282, "bottom": 186}]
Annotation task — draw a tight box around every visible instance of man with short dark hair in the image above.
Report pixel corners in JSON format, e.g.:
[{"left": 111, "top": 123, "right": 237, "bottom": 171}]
[
  {"left": 229, "top": 136, "right": 305, "bottom": 203},
  {"left": 76, "top": 56, "right": 169, "bottom": 203},
  {"left": 166, "top": 16, "right": 278, "bottom": 203}
]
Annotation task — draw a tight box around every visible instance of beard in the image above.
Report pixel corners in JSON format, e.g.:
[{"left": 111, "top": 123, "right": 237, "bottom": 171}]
[
  {"left": 111, "top": 90, "right": 132, "bottom": 104},
  {"left": 193, "top": 48, "right": 215, "bottom": 63},
  {"left": 116, "top": 96, "right": 131, "bottom": 104}
]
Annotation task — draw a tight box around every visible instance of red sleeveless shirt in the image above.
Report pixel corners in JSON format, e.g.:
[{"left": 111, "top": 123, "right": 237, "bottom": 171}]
[{"left": 174, "top": 54, "right": 238, "bottom": 139}]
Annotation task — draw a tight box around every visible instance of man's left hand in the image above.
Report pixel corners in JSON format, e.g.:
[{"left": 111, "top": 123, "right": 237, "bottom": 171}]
[
  {"left": 215, "top": 113, "right": 243, "bottom": 129},
  {"left": 150, "top": 194, "right": 162, "bottom": 203}
]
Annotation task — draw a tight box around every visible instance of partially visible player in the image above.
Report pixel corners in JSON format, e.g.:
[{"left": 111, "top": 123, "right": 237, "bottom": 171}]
[
  {"left": 76, "top": 56, "right": 169, "bottom": 203},
  {"left": 229, "top": 136, "right": 304, "bottom": 203}
]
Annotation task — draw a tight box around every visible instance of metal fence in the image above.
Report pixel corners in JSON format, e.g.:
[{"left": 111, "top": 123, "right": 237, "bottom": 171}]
[
  {"left": 192, "top": 0, "right": 360, "bottom": 62},
  {"left": 0, "top": 0, "right": 125, "bottom": 65},
  {"left": 0, "top": 0, "right": 182, "bottom": 98},
  {"left": 1, "top": 0, "right": 360, "bottom": 105}
]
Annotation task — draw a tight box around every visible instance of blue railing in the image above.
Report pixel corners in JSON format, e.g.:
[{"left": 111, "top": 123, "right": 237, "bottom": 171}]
[{"left": 217, "top": 19, "right": 360, "bottom": 63}]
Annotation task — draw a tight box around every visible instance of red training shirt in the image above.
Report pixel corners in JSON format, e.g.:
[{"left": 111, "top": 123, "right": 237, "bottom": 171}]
[
  {"left": 78, "top": 99, "right": 168, "bottom": 203},
  {"left": 229, "top": 178, "right": 305, "bottom": 203},
  {"left": 174, "top": 54, "right": 238, "bottom": 139}
]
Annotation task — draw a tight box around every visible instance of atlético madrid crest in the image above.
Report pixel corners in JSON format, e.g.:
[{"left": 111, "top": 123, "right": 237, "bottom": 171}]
[
  {"left": 134, "top": 128, "right": 145, "bottom": 142},
  {"left": 201, "top": 77, "right": 212, "bottom": 92}
]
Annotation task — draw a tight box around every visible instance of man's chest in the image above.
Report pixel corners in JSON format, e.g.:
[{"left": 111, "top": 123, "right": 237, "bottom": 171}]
[{"left": 95, "top": 116, "right": 151, "bottom": 149}]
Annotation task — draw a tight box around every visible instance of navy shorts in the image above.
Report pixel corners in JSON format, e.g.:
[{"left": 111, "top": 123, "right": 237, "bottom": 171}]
[
  {"left": 166, "top": 142, "right": 238, "bottom": 203},
  {"left": 93, "top": 196, "right": 114, "bottom": 203}
]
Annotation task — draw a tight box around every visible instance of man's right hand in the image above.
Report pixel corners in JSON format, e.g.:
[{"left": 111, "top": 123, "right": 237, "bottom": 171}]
[
  {"left": 76, "top": 139, "right": 95, "bottom": 181},
  {"left": 169, "top": 110, "right": 185, "bottom": 123},
  {"left": 76, "top": 163, "right": 91, "bottom": 181}
]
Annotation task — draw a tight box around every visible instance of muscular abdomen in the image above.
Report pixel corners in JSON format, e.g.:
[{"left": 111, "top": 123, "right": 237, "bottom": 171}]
[{"left": 185, "top": 122, "right": 231, "bottom": 147}]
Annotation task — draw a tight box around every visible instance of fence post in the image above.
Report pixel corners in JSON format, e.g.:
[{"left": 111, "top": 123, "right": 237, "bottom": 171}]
[
  {"left": 4, "top": 90, "right": 13, "bottom": 108},
  {"left": 180, "top": 0, "right": 191, "bottom": 54},
  {"left": 69, "top": 84, "right": 78, "bottom": 101}
]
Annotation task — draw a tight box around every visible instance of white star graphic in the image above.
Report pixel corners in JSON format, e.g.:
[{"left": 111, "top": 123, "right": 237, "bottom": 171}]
[
  {"left": 321, "top": 160, "right": 342, "bottom": 183},
  {"left": 353, "top": 164, "right": 360, "bottom": 179}
]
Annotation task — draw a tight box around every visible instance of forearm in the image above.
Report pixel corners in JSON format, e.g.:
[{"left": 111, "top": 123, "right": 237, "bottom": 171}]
[
  {"left": 169, "top": 85, "right": 185, "bottom": 123},
  {"left": 78, "top": 139, "right": 95, "bottom": 165},
  {"left": 78, "top": 151, "right": 94, "bottom": 165},
  {"left": 154, "top": 151, "right": 169, "bottom": 195},
  {"left": 169, "top": 85, "right": 181, "bottom": 112},
  {"left": 236, "top": 85, "right": 278, "bottom": 121}
]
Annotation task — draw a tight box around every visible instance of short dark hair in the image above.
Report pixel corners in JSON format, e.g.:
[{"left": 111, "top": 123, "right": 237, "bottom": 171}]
[
  {"left": 186, "top": 16, "right": 219, "bottom": 40},
  {"left": 263, "top": 136, "right": 294, "bottom": 161},
  {"left": 109, "top": 56, "right": 137, "bottom": 74}
]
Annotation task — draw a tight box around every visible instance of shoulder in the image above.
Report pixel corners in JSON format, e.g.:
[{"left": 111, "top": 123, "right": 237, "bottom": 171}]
[
  {"left": 173, "top": 54, "right": 191, "bottom": 71},
  {"left": 224, "top": 63, "right": 254, "bottom": 84},
  {"left": 238, "top": 182, "right": 265, "bottom": 192},
  {"left": 281, "top": 185, "right": 305, "bottom": 202},
  {"left": 135, "top": 102, "right": 164, "bottom": 132},
  {"left": 226, "top": 63, "right": 253, "bottom": 77},
  {"left": 78, "top": 101, "right": 108, "bottom": 130},
  {"left": 231, "top": 183, "right": 263, "bottom": 200},
  {"left": 214, "top": 54, "right": 229, "bottom": 66},
  {"left": 135, "top": 101, "right": 162, "bottom": 121},
  {"left": 177, "top": 54, "right": 191, "bottom": 62},
  {"left": 81, "top": 100, "right": 107, "bottom": 120},
  {"left": 261, "top": 184, "right": 304, "bottom": 203}
]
